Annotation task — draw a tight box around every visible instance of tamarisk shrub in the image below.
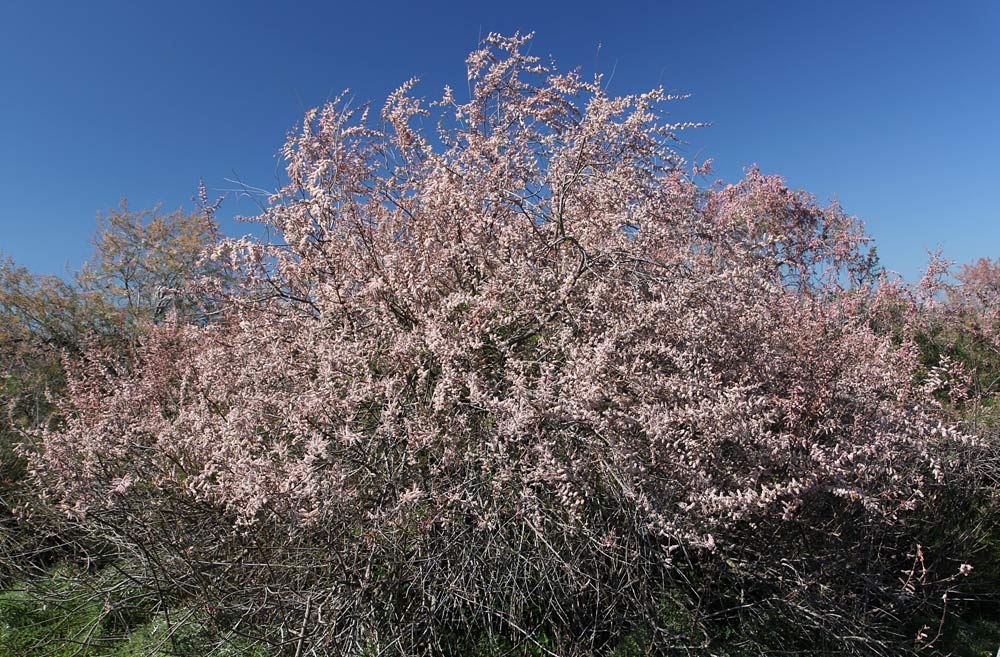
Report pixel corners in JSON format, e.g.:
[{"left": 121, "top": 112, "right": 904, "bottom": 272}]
[
  {"left": 2, "top": 200, "right": 222, "bottom": 590},
  {"left": 31, "top": 33, "right": 976, "bottom": 655}
]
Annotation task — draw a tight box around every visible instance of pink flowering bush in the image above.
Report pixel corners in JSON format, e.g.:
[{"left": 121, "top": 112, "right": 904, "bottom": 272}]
[
  {"left": 29, "top": 34, "right": 983, "bottom": 655},
  {"left": 931, "top": 257, "right": 1000, "bottom": 412}
]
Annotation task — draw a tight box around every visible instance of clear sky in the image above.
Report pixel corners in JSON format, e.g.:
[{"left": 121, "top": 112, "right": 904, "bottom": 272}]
[{"left": 1, "top": 0, "right": 997, "bottom": 280}]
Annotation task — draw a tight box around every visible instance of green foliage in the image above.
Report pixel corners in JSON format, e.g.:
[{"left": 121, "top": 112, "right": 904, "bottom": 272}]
[
  {"left": 112, "top": 615, "right": 266, "bottom": 657},
  {"left": 938, "top": 614, "right": 1000, "bottom": 657},
  {"left": 0, "top": 581, "right": 105, "bottom": 656},
  {"left": 609, "top": 595, "right": 706, "bottom": 657},
  {"left": 79, "top": 199, "right": 221, "bottom": 327},
  {"left": 0, "top": 567, "right": 264, "bottom": 657}
]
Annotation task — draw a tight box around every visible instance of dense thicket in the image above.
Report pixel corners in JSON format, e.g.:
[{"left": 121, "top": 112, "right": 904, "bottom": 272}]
[
  {"left": 4, "top": 34, "right": 999, "bottom": 657},
  {"left": 0, "top": 200, "right": 222, "bottom": 652}
]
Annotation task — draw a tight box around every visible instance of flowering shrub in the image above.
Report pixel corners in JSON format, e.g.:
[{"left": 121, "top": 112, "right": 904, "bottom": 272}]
[
  {"left": 930, "top": 257, "right": 1000, "bottom": 413},
  {"left": 29, "top": 34, "right": 979, "bottom": 655}
]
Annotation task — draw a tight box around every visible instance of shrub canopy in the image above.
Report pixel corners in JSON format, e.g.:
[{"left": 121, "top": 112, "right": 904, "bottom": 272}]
[{"left": 30, "top": 33, "right": 974, "bottom": 655}]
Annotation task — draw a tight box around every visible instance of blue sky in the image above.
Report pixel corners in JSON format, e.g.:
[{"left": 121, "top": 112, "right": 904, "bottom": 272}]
[{"left": 1, "top": 0, "right": 997, "bottom": 280}]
